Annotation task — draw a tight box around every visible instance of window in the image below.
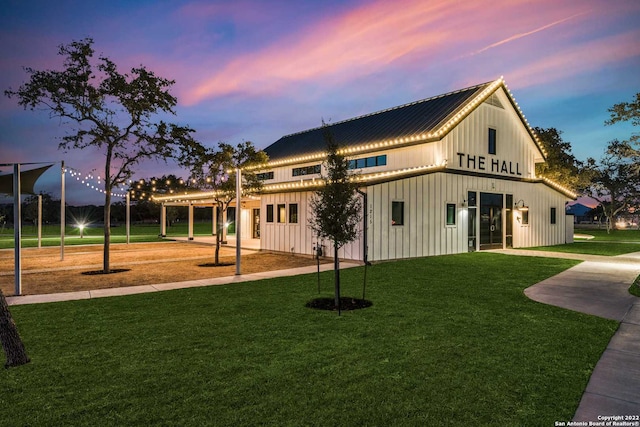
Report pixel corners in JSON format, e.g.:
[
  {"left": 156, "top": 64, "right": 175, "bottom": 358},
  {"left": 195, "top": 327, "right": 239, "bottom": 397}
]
[
  {"left": 522, "top": 210, "right": 529, "bottom": 225},
  {"left": 446, "top": 203, "right": 456, "bottom": 226},
  {"left": 488, "top": 128, "right": 497, "bottom": 155},
  {"left": 277, "top": 204, "right": 286, "bottom": 223},
  {"left": 550, "top": 207, "right": 557, "bottom": 225},
  {"left": 292, "top": 165, "right": 321, "bottom": 177},
  {"left": 348, "top": 155, "right": 387, "bottom": 170},
  {"left": 256, "top": 171, "right": 274, "bottom": 180},
  {"left": 391, "top": 201, "right": 404, "bottom": 226},
  {"left": 266, "top": 204, "right": 274, "bottom": 223},
  {"left": 289, "top": 203, "right": 298, "bottom": 224},
  {"left": 467, "top": 191, "right": 477, "bottom": 207}
]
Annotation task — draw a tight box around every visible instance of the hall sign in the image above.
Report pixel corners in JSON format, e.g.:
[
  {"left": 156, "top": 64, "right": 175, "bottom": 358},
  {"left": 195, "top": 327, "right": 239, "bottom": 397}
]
[{"left": 456, "top": 152, "right": 522, "bottom": 176}]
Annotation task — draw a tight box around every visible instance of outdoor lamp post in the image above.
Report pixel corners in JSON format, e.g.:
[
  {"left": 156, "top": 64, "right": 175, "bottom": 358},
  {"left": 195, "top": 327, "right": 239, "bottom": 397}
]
[{"left": 78, "top": 223, "right": 85, "bottom": 238}]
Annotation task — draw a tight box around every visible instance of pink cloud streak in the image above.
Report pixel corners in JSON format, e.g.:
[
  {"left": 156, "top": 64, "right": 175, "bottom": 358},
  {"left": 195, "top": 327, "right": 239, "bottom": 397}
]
[
  {"left": 506, "top": 29, "right": 640, "bottom": 89},
  {"left": 177, "top": 0, "right": 633, "bottom": 106},
  {"left": 182, "top": 0, "right": 479, "bottom": 104}
]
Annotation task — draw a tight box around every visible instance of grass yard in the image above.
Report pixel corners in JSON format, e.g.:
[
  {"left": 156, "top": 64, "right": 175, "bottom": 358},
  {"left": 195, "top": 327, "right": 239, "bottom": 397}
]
[
  {"left": 528, "top": 241, "right": 640, "bottom": 256},
  {"left": 0, "top": 222, "right": 214, "bottom": 249},
  {"left": 1, "top": 253, "right": 617, "bottom": 426},
  {"left": 574, "top": 228, "right": 640, "bottom": 242},
  {"left": 527, "top": 228, "right": 640, "bottom": 256}
]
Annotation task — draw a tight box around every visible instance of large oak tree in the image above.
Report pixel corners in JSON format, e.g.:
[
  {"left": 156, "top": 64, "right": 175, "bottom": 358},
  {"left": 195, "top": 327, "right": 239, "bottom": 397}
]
[{"left": 5, "top": 38, "right": 199, "bottom": 273}]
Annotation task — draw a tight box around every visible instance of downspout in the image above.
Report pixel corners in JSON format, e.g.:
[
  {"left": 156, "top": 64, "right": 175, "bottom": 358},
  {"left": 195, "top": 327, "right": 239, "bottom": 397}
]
[
  {"left": 355, "top": 188, "right": 369, "bottom": 265},
  {"left": 356, "top": 187, "right": 370, "bottom": 301}
]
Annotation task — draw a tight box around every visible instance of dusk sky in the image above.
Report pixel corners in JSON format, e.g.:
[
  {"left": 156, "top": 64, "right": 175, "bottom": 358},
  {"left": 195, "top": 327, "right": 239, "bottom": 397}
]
[{"left": 1, "top": 0, "right": 639, "bottom": 205}]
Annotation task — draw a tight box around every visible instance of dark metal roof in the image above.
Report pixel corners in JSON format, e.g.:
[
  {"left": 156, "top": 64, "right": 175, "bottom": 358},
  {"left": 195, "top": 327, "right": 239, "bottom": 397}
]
[{"left": 264, "top": 81, "right": 493, "bottom": 161}]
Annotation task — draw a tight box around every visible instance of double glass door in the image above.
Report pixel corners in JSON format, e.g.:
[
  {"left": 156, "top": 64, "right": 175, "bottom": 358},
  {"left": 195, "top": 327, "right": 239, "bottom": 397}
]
[{"left": 479, "top": 192, "right": 503, "bottom": 250}]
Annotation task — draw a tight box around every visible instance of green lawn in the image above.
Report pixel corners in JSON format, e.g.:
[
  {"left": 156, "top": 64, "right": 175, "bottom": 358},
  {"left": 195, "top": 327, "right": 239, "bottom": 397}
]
[
  {"left": 2, "top": 253, "right": 616, "bottom": 426},
  {"left": 0, "top": 223, "right": 214, "bottom": 249},
  {"left": 574, "top": 228, "right": 640, "bottom": 242},
  {"left": 529, "top": 241, "right": 640, "bottom": 256}
]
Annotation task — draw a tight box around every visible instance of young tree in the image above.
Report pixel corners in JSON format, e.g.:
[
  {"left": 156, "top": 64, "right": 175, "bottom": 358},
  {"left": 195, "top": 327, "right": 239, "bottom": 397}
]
[
  {"left": 0, "top": 290, "right": 30, "bottom": 368},
  {"left": 186, "top": 141, "right": 268, "bottom": 265},
  {"left": 534, "top": 127, "right": 591, "bottom": 191},
  {"left": 308, "top": 127, "right": 362, "bottom": 313},
  {"left": 5, "top": 39, "right": 199, "bottom": 273},
  {"left": 585, "top": 140, "right": 640, "bottom": 232}
]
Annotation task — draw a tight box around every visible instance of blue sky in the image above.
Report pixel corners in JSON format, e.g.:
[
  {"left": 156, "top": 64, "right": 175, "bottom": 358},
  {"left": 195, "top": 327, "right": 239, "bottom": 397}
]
[{"left": 1, "top": 0, "right": 639, "bottom": 205}]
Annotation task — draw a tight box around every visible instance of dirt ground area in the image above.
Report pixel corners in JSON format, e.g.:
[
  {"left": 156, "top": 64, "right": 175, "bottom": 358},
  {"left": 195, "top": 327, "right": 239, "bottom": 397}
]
[{"left": 0, "top": 241, "right": 324, "bottom": 296}]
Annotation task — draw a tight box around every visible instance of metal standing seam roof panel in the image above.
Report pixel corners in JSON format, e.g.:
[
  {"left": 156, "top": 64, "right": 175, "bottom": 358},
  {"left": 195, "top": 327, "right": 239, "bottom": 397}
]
[{"left": 263, "top": 81, "right": 493, "bottom": 161}]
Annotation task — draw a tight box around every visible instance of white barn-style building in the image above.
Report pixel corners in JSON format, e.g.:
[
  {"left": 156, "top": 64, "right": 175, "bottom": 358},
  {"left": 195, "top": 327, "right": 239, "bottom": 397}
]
[{"left": 156, "top": 77, "right": 576, "bottom": 261}]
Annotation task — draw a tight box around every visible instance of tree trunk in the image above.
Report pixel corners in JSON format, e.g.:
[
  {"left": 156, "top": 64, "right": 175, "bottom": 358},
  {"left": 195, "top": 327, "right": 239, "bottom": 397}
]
[
  {"left": 334, "top": 245, "right": 341, "bottom": 315},
  {"left": 103, "top": 151, "right": 112, "bottom": 273},
  {"left": 214, "top": 206, "right": 222, "bottom": 265},
  {"left": 0, "top": 290, "right": 30, "bottom": 368},
  {"left": 104, "top": 191, "right": 112, "bottom": 273}
]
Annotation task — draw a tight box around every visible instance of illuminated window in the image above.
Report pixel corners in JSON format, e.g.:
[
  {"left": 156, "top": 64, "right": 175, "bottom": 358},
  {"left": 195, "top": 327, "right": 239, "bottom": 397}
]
[
  {"left": 289, "top": 204, "right": 298, "bottom": 224},
  {"left": 292, "top": 165, "right": 321, "bottom": 177},
  {"left": 266, "top": 205, "right": 274, "bottom": 223},
  {"left": 488, "top": 128, "right": 497, "bottom": 155},
  {"left": 446, "top": 203, "right": 456, "bottom": 226},
  {"left": 392, "top": 201, "right": 404, "bottom": 226},
  {"left": 277, "top": 204, "right": 286, "bottom": 223},
  {"left": 256, "top": 171, "right": 274, "bottom": 180},
  {"left": 348, "top": 155, "right": 387, "bottom": 170}
]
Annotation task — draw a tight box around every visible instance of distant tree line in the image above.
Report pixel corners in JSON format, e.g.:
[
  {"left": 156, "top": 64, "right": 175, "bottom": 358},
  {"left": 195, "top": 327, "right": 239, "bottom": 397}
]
[{"left": 534, "top": 91, "right": 640, "bottom": 232}]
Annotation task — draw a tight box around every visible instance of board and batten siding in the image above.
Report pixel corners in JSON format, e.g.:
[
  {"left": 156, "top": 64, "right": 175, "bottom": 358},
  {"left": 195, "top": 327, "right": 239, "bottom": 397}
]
[
  {"left": 260, "top": 191, "right": 363, "bottom": 260},
  {"left": 366, "top": 172, "right": 570, "bottom": 262},
  {"left": 445, "top": 88, "right": 540, "bottom": 180}
]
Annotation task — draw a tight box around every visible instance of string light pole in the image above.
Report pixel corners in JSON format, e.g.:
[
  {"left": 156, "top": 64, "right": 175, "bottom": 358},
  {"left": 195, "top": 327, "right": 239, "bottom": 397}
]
[
  {"left": 60, "top": 161, "right": 65, "bottom": 261},
  {"left": 235, "top": 167, "right": 242, "bottom": 276},
  {"left": 13, "top": 164, "right": 22, "bottom": 296},
  {"left": 126, "top": 191, "right": 130, "bottom": 244}
]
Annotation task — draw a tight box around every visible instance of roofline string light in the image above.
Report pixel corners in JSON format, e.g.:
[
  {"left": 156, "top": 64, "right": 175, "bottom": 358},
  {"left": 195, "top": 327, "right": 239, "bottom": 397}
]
[
  {"left": 153, "top": 161, "right": 448, "bottom": 202},
  {"left": 541, "top": 177, "right": 578, "bottom": 199},
  {"left": 248, "top": 77, "right": 547, "bottom": 171}
]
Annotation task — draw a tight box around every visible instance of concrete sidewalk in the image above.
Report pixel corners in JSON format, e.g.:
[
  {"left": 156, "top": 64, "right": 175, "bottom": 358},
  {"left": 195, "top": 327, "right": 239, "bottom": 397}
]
[
  {"left": 6, "top": 261, "right": 361, "bottom": 306},
  {"left": 495, "top": 249, "right": 640, "bottom": 421}
]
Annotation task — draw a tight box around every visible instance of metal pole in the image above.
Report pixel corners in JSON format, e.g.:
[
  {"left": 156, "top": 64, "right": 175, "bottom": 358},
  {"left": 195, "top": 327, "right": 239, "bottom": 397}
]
[
  {"left": 126, "top": 191, "right": 130, "bottom": 244},
  {"left": 160, "top": 203, "right": 166, "bottom": 237},
  {"left": 60, "top": 161, "right": 65, "bottom": 261},
  {"left": 37, "top": 194, "right": 42, "bottom": 249},
  {"left": 235, "top": 167, "right": 241, "bottom": 276},
  {"left": 13, "top": 164, "right": 22, "bottom": 296}
]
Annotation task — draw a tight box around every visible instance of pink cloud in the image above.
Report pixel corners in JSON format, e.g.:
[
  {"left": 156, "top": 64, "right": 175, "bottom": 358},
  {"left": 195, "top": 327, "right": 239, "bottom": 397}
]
[
  {"left": 181, "top": 0, "right": 615, "bottom": 106},
  {"left": 506, "top": 29, "right": 640, "bottom": 89},
  {"left": 182, "top": 0, "right": 480, "bottom": 104}
]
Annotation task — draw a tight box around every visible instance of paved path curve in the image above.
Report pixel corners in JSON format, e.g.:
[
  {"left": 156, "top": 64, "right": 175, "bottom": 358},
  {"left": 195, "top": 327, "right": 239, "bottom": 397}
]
[{"left": 495, "top": 249, "right": 640, "bottom": 422}]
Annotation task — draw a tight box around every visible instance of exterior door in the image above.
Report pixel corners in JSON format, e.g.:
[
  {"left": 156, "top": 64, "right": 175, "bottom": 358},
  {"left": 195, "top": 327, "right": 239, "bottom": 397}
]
[{"left": 480, "top": 193, "right": 503, "bottom": 250}]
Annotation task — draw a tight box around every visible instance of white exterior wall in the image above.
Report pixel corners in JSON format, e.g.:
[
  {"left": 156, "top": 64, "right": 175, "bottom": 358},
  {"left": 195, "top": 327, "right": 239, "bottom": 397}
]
[
  {"left": 445, "top": 88, "right": 539, "bottom": 179},
  {"left": 365, "top": 172, "right": 569, "bottom": 261},
  {"left": 260, "top": 192, "right": 364, "bottom": 260},
  {"left": 258, "top": 86, "right": 572, "bottom": 261}
]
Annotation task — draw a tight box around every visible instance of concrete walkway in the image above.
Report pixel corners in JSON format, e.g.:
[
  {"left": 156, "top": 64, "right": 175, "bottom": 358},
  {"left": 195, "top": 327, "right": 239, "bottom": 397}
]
[
  {"left": 494, "top": 249, "right": 640, "bottom": 421},
  {"left": 7, "top": 261, "right": 361, "bottom": 306}
]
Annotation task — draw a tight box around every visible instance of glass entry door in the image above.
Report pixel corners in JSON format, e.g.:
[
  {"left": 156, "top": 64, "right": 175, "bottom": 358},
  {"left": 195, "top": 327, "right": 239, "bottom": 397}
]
[{"left": 480, "top": 193, "right": 503, "bottom": 250}]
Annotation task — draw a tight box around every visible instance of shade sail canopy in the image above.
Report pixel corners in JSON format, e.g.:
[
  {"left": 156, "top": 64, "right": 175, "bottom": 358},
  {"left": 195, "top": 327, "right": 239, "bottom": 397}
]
[{"left": 0, "top": 164, "right": 54, "bottom": 195}]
